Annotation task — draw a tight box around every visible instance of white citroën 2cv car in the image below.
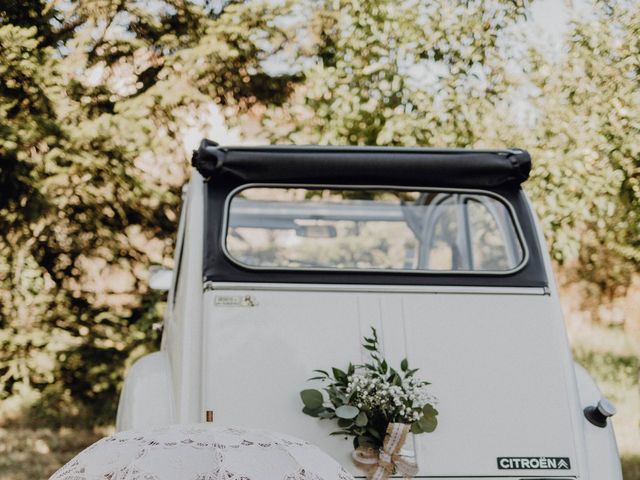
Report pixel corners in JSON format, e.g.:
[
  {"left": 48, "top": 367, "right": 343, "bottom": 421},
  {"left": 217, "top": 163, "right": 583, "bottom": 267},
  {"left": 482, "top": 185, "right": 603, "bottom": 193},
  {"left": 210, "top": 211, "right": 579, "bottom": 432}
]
[{"left": 116, "top": 140, "right": 622, "bottom": 479}]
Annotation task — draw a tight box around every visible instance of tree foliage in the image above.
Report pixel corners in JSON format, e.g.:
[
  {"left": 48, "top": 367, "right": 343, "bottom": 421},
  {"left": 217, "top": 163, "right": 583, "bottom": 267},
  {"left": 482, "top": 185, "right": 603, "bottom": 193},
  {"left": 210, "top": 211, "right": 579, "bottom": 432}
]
[
  {"left": 264, "top": 0, "right": 530, "bottom": 146},
  {"left": 0, "top": 0, "right": 638, "bottom": 426},
  {"left": 0, "top": 0, "right": 298, "bottom": 424},
  {"left": 525, "top": 1, "right": 639, "bottom": 305}
]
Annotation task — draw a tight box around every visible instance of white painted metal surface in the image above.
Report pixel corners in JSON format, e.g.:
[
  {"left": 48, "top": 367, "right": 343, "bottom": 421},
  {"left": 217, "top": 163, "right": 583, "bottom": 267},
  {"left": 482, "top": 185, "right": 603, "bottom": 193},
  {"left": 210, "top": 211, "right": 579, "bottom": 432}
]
[
  {"left": 115, "top": 179, "right": 623, "bottom": 479},
  {"left": 116, "top": 351, "right": 175, "bottom": 430},
  {"left": 118, "top": 174, "right": 205, "bottom": 430},
  {"left": 574, "top": 363, "right": 623, "bottom": 479},
  {"left": 201, "top": 287, "right": 580, "bottom": 478},
  {"left": 163, "top": 174, "right": 205, "bottom": 425}
]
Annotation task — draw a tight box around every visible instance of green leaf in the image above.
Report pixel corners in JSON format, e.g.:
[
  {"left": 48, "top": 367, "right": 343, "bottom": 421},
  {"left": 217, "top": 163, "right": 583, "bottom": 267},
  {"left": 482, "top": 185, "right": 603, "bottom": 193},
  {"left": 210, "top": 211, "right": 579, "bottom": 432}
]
[
  {"left": 400, "top": 358, "right": 408, "bottom": 371},
  {"left": 336, "top": 392, "right": 349, "bottom": 403},
  {"left": 355, "top": 411, "right": 368, "bottom": 427},
  {"left": 338, "top": 417, "right": 353, "bottom": 428},
  {"left": 302, "top": 406, "right": 325, "bottom": 417},
  {"left": 318, "top": 408, "right": 335, "bottom": 419},
  {"left": 336, "top": 405, "right": 360, "bottom": 419},
  {"left": 418, "top": 414, "right": 438, "bottom": 433},
  {"left": 411, "top": 422, "right": 424, "bottom": 434},
  {"left": 418, "top": 404, "right": 439, "bottom": 433},
  {"left": 300, "top": 389, "right": 324, "bottom": 409},
  {"left": 356, "top": 435, "right": 376, "bottom": 449},
  {"left": 332, "top": 367, "right": 348, "bottom": 383},
  {"left": 422, "top": 403, "right": 439, "bottom": 417}
]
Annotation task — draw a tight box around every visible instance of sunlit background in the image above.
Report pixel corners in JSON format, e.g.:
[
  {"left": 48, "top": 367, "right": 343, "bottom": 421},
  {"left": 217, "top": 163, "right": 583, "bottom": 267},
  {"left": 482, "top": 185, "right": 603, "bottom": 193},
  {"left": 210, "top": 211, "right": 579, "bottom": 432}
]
[{"left": 0, "top": 0, "right": 638, "bottom": 478}]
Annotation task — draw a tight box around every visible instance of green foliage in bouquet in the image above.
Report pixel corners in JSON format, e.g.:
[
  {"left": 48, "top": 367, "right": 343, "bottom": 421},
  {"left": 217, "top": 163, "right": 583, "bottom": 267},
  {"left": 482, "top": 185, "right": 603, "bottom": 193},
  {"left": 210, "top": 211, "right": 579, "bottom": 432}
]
[{"left": 300, "top": 328, "right": 438, "bottom": 449}]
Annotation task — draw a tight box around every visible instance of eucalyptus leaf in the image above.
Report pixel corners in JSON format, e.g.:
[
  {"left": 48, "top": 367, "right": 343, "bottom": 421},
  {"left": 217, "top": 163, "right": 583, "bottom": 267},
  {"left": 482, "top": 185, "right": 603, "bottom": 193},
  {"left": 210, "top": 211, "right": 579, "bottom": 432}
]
[
  {"left": 338, "top": 417, "right": 352, "bottom": 428},
  {"left": 418, "top": 414, "right": 438, "bottom": 433},
  {"left": 300, "top": 389, "right": 324, "bottom": 409},
  {"left": 411, "top": 422, "right": 424, "bottom": 434},
  {"left": 302, "top": 406, "right": 325, "bottom": 418},
  {"left": 422, "top": 404, "right": 439, "bottom": 417},
  {"left": 355, "top": 411, "right": 368, "bottom": 427},
  {"left": 318, "top": 410, "right": 336, "bottom": 419},
  {"left": 336, "top": 405, "right": 360, "bottom": 419}
]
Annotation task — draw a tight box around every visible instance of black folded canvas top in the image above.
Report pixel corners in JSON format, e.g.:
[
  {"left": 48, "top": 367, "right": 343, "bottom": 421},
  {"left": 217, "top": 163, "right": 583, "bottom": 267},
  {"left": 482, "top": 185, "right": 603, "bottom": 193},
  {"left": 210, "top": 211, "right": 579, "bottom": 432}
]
[
  {"left": 192, "top": 139, "right": 531, "bottom": 189},
  {"left": 192, "top": 139, "right": 545, "bottom": 288}
]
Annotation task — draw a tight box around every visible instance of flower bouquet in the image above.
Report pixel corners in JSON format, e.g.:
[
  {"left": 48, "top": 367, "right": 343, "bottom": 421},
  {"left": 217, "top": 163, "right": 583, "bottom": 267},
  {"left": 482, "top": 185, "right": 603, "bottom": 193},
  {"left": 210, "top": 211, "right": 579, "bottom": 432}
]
[{"left": 300, "top": 328, "right": 438, "bottom": 480}]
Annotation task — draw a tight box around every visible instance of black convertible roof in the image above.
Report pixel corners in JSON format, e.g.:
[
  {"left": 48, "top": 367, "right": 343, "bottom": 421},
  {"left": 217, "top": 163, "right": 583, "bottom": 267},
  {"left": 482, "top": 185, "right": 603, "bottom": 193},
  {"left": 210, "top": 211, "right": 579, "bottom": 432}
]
[
  {"left": 193, "top": 139, "right": 546, "bottom": 287},
  {"left": 192, "top": 139, "right": 531, "bottom": 189}
]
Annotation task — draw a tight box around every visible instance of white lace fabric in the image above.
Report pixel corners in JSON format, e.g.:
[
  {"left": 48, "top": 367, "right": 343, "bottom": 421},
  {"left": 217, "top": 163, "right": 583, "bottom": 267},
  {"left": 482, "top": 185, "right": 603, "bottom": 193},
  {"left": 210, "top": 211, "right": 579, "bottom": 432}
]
[{"left": 49, "top": 425, "right": 355, "bottom": 480}]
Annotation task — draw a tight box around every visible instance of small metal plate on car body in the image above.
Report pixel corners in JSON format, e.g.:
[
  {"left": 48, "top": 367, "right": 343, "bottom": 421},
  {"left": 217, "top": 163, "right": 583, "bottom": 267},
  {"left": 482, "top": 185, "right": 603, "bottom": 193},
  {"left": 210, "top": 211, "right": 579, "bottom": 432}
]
[
  {"left": 214, "top": 294, "right": 258, "bottom": 307},
  {"left": 497, "top": 456, "right": 571, "bottom": 470}
]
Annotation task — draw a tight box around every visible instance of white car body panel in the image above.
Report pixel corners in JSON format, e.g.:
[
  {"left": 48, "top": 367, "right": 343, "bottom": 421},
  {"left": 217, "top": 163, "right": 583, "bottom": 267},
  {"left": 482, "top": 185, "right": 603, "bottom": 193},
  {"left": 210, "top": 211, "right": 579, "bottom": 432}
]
[
  {"left": 201, "top": 286, "right": 580, "bottom": 477},
  {"left": 115, "top": 351, "right": 175, "bottom": 430},
  {"left": 574, "top": 363, "right": 623, "bottom": 478},
  {"left": 162, "top": 175, "right": 205, "bottom": 425},
  {"left": 116, "top": 168, "right": 622, "bottom": 479}
]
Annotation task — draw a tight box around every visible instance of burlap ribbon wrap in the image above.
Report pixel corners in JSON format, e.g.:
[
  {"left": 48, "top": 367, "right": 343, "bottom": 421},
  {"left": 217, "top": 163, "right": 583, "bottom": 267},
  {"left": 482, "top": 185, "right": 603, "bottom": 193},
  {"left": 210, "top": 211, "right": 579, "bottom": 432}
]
[{"left": 352, "top": 423, "right": 418, "bottom": 480}]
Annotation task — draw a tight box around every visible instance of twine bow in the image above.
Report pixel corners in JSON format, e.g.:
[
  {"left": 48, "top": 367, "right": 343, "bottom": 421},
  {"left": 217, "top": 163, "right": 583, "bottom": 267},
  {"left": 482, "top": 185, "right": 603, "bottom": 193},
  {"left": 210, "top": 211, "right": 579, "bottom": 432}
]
[{"left": 352, "top": 423, "right": 418, "bottom": 480}]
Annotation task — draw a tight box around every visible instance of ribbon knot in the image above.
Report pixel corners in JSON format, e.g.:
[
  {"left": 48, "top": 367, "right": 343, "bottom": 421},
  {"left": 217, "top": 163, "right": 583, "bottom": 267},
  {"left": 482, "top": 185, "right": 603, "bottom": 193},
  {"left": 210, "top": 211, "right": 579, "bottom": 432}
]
[
  {"left": 352, "top": 423, "right": 418, "bottom": 480},
  {"left": 378, "top": 451, "right": 392, "bottom": 466}
]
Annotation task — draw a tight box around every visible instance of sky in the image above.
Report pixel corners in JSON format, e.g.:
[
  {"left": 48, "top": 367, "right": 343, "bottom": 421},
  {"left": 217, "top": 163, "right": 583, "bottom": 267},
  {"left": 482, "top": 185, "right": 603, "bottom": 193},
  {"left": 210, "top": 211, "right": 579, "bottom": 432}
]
[{"left": 532, "top": 0, "right": 570, "bottom": 43}]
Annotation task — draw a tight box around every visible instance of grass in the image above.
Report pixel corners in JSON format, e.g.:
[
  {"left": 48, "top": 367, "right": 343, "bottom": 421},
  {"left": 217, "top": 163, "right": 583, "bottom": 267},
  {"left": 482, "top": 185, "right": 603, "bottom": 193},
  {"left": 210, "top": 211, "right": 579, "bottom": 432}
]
[
  {"left": 0, "top": 427, "right": 107, "bottom": 480},
  {"left": 624, "top": 456, "right": 640, "bottom": 480}
]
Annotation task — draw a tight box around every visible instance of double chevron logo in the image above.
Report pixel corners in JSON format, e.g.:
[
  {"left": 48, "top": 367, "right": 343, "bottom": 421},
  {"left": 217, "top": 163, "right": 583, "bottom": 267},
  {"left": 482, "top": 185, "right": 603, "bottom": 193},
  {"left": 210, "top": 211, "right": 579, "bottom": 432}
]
[{"left": 497, "top": 457, "right": 571, "bottom": 470}]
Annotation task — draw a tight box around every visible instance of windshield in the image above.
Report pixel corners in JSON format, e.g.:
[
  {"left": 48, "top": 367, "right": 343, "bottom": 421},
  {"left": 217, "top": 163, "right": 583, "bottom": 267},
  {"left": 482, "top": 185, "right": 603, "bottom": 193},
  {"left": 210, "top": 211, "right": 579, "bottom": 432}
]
[{"left": 225, "top": 187, "right": 525, "bottom": 273}]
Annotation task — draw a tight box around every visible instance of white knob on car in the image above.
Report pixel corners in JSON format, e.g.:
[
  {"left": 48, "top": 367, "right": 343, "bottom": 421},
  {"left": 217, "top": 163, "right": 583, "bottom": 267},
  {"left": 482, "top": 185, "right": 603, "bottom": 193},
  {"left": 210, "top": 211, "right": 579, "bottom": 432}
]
[
  {"left": 584, "top": 397, "right": 616, "bottom": 428},
  {"left": 597, "top": 397, "right": 617, "bottom": 418}
]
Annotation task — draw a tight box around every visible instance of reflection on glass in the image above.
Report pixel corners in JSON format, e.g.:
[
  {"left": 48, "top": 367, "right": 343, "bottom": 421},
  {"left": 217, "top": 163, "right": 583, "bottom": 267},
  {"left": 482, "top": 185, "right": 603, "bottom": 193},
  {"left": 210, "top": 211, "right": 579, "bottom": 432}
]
[{"left": 226, "top": 188, "right": 524, "bottom": 272}]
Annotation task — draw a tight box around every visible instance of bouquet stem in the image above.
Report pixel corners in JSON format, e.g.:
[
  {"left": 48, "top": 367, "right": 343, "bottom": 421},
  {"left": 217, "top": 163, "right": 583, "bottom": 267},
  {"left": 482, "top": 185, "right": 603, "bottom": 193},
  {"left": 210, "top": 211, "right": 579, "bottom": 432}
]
[{"left": 352, "top": 423, "right": 418, "bottom": 480}]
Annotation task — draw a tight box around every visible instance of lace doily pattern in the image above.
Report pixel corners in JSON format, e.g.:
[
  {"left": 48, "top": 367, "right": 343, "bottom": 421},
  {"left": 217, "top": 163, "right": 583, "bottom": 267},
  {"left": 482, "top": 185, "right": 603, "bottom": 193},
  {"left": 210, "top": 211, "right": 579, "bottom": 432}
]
[{"left": 49, "top": 425, "right": 354, "bottom": 480}]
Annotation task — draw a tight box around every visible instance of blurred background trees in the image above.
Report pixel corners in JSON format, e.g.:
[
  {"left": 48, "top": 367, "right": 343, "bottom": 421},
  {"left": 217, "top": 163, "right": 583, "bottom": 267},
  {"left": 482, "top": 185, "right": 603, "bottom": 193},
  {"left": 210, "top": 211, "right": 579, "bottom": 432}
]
[
  {"left": 0, "top": 0, "right": 298, "bottom": 424},
  {"left": 526, "top": 1, "right": 639, "bottom": 310},
  {"left": 0, "top": 0, "right": 638, "bottom": 474}
]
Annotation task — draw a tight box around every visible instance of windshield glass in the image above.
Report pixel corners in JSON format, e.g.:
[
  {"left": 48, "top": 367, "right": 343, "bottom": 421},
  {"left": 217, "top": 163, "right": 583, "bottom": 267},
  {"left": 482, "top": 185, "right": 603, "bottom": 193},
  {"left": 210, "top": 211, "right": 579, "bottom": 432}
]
[{"left": 225, "top": 187, "right": 525, "bottom": 273}]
